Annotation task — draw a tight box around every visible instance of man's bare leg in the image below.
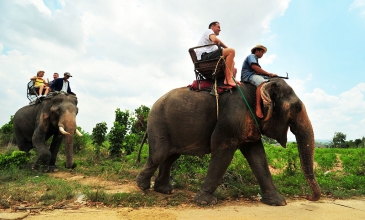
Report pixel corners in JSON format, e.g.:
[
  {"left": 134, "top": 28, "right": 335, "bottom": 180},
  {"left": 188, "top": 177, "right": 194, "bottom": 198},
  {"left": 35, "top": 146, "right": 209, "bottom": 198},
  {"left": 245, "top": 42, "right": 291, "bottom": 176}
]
[
  {"left": 256, "top": 83, "right": 264, "bottom": 118},
  {"left": 222, "top": 48, "right": 240, "bottom": 87}
]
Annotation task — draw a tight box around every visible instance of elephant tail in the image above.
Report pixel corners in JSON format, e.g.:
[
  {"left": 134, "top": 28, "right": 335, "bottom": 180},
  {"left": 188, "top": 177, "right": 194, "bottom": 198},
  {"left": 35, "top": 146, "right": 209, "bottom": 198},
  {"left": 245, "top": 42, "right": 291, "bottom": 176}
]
[{"left": 135, "top": 131, "right": 148, "bottom": 164}]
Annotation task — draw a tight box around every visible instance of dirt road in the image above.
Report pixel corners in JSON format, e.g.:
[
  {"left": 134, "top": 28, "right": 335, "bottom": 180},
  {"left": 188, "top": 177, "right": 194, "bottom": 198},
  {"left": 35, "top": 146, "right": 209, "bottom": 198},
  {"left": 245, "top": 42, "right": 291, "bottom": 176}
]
[{"left": 1, "top": 198, "right": 364, "bottom": 220}]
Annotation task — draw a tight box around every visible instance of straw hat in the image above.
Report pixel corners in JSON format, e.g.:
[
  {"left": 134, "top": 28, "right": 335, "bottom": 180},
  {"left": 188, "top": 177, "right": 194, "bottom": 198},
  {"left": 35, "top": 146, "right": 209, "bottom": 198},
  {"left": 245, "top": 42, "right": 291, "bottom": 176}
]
[{"left": 251, "top": 44, "right": 267, "bottom": 54}]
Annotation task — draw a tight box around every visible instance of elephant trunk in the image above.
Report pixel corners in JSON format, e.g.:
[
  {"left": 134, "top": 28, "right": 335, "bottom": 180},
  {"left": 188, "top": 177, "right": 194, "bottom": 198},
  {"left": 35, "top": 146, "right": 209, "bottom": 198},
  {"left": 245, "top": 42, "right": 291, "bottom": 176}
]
[
  {"left": 58, "top": 113, "right": 77, "bottom": 169},
  {"left": 291, "top": 104, "right": 321, "bottom": 201}
]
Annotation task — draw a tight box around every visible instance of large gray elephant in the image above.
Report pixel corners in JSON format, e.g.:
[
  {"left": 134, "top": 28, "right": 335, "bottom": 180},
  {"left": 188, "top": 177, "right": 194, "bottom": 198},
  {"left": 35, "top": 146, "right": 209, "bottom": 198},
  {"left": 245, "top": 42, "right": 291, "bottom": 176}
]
[
  {"left": 13, "top": 92, "right": 82, "bottom": 171},
  {"left": 136, "top": 78, "right": 320, "bottom": 206}
]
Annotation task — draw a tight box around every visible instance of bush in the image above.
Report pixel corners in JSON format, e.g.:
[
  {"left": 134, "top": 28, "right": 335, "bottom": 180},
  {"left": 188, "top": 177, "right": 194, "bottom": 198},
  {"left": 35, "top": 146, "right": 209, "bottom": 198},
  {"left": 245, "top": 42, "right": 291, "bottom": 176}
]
[
  {"left": 0, "top": 150, "right": 29, "bottom": 169},
  {"left": 73, "top": 127, "right": 90, "bottom": 153},
  {"left": 0, "top": 115, "right": 16, "bottom": 147},
  {"left": 92, "top": 122, "right": 108, "bottom": 156},
  {"left": 109, "top": 109, "right": 131, "bottom": 157}
]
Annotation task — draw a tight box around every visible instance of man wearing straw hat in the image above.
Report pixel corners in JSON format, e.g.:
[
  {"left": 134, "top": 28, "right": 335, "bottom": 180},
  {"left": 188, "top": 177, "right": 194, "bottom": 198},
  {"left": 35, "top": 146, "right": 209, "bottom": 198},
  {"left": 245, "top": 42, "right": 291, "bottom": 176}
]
[{"left": 241, "top": 45, "right": 277, "bottom": 118}]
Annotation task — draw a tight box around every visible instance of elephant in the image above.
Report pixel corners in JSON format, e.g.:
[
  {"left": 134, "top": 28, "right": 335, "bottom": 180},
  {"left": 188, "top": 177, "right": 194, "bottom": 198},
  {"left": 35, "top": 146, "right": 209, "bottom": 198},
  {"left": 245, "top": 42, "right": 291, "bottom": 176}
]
[
  {"left": 136, "top": 78, "right": 320, "bottom": 206},
  {"left": 13, "top": 92, "right": 82, "bottom": 171}
]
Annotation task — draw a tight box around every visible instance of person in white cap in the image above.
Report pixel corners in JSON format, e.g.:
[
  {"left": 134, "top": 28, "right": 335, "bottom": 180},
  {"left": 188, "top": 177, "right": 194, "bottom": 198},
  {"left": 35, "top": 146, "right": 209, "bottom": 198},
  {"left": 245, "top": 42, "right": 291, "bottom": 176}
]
[
  {"left": 241, "top": 45, "right": 277, "bottom": 118},
  {"left": 50, "top": 72, "right": 76, "bottom": 95}
]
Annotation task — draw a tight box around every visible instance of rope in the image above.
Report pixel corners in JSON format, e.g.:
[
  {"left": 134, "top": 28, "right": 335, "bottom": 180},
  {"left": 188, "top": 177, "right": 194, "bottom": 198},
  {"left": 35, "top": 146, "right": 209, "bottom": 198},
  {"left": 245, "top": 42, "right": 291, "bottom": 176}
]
[
  {"left": 211, "top": 55, "right": 261, "bottom": 134},
  {"left": 211, "top": 56, "right": 224, "bottom": 119},
  {"left": 232, "top": 78, "right": 261, "bottom": 134}
]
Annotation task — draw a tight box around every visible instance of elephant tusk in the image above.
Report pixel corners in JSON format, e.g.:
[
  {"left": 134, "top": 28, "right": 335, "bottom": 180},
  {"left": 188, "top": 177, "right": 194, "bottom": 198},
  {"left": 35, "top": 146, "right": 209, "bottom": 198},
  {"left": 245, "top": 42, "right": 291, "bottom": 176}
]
[
  {"left": 59, "top": 126, "right": 70, "bottom": 135},
  {"left": 76, "top": 129, "right": 83, "bottom": 137}
]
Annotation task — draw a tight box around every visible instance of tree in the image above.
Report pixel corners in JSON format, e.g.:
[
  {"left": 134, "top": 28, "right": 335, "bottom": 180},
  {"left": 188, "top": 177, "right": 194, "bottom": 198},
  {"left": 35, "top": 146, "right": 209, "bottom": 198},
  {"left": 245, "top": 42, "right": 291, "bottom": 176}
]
[
  {"left": 92, "top": 122, "right": 108, "bottom": 155},
  {"left": 0, "top": 115, "right": 15, "bottom": 147},
  {"left": 109, "top": 109, "right": 131, "bottom": 157},
  {"left": 332, "top": 132, "right": 346, "bottom": 148},
  {"left": 131, "top": 105, "right": 150, "bottom": 134},
  {"left": 353, "top": 139, "right": 361, "bottom": 148}
]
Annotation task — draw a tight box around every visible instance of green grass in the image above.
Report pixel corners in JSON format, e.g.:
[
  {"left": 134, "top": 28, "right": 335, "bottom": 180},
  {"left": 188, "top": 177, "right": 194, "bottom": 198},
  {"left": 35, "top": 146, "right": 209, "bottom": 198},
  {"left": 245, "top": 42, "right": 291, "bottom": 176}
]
[{"left": 0, "top": 143, "right": 364, "bottom": 208}]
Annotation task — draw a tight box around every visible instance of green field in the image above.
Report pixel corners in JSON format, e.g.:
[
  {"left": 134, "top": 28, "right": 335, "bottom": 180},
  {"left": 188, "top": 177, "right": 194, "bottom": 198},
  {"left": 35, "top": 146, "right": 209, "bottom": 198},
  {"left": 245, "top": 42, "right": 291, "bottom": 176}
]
[{"left": 1, "top": 142, "right": 364, "bottom": 208}]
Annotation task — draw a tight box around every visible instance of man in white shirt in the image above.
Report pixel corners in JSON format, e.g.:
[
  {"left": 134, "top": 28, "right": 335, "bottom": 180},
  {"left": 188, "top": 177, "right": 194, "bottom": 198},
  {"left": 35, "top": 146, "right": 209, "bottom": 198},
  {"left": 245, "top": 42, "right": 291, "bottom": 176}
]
[{"left": 195, "top": 21, "right": 239, "bottom": 87}]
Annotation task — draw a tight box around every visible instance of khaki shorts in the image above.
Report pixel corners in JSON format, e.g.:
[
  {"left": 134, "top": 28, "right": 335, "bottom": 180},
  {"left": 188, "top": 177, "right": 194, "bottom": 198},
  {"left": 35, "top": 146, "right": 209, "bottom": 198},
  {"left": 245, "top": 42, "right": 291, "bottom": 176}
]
[{"left": 248, "top": 74, "right": 269, "bottom": 87}]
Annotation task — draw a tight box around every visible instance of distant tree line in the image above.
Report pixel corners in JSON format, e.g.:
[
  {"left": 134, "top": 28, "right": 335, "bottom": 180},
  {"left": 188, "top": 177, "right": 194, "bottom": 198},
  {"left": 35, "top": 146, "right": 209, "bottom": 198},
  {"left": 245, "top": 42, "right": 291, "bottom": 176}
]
[
  {"left": 326, "top": 131, "right": 365, "bottom": 148},
  {"left": 1, "top": 108, "right": 364, "bottom": 156},
  {"left": 0, "top": 105, "right": 150, "bottom": 159}
]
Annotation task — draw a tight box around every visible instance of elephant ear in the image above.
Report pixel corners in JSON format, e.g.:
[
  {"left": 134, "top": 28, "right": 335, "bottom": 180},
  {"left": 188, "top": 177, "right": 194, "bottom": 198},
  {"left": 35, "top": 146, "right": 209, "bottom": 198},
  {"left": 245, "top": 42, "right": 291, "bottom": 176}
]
[
  {"left": 261, "top": 81, "right": 278, "bottom": 122},
  {"left": 260, "top": 79, "right": 289, "bottom": 147}
]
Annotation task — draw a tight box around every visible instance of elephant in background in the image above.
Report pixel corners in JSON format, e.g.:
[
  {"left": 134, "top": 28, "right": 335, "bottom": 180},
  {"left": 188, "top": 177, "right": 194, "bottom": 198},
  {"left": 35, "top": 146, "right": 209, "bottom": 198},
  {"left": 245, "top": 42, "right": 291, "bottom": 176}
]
[
  {"left": 13, "top": 92, "right": 82, "bottom": 171},
  {"left": 137, "top": 78, "right": 320, "bottom": 206}
]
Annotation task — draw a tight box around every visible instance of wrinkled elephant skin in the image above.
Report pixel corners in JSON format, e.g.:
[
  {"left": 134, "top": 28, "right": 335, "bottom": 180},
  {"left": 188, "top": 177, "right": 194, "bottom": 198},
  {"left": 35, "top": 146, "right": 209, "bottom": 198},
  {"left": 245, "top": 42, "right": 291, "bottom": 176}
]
[
  {"left": 13, "top": 93, "right": 80, "bottom": 171},
  {"left": 137, "top": 78, "right": 320, "bottom": 206}
]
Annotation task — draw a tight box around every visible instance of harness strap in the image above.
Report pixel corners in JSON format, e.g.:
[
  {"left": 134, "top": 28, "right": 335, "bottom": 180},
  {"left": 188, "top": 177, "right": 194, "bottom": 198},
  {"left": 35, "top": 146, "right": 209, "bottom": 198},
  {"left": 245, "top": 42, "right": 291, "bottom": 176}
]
[
  {"left": 211, "top": 56, "right": 224, "bottom": 119},
  {"left": 218, "top": 57, "right": 262, "bottom": 134},
  {"left": 233, "top": 78, "right": 261, "bottom": 134}
]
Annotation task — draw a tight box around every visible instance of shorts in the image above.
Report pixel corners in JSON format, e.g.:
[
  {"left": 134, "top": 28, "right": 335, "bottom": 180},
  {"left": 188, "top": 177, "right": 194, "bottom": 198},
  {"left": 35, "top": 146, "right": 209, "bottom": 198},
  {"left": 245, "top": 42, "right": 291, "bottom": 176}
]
[
  {"left": 201, "top": 49, "right": 222, "bottom": 61},
  {"left": 248, "top": 74, "right": 269, "bottom": 87}
]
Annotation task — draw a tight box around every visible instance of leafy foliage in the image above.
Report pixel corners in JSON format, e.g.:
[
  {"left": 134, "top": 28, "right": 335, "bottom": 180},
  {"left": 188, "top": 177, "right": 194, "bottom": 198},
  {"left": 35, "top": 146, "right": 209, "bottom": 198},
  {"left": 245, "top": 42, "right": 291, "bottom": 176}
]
[
  {"left": 72, "top": 126, "right": 90, "bottom": 153},
  {"left": 109, "top": 108, "right": 131, "bottom": 157},
  {"left": 130, "top": 105, "right": 150, "bottom": 134},
  {"left": 92, "top": 122, "right": 108, "bottom": 155},
  {"left": 0, "top": 115, "right": 15, "bottom": 147},
  {"left": 0, "top": 150, "right": 29, "bottom": 169},
  {"left": 331, "top": 131, "right": 347, "bottom": 148}
]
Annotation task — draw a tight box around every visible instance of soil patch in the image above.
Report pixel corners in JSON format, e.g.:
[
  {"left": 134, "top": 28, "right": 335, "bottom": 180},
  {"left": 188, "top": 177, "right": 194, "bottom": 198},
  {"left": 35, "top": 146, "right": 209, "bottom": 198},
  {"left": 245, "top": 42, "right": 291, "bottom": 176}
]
[{"left": 1, "top": 172, "right": 364, "bottom": 220}]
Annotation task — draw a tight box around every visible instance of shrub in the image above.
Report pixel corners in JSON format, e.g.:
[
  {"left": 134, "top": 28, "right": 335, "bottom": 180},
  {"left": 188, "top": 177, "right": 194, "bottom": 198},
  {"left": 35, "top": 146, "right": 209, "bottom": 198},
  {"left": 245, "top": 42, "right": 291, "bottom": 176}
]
[
  {"left": 0, "top": 115, "right": 16, "bottom": 147},
  {"left": 0, "top": 150, "right": 29, "bottom": 169},
  {"left": 73, "top": 127, "right": 90, "bottom": 153},
  {"left": 109, "top": 109, "right": 131, "bottom": 157},
  {"left": 92, "top": 122, "right": 108, "bottom": 156}
]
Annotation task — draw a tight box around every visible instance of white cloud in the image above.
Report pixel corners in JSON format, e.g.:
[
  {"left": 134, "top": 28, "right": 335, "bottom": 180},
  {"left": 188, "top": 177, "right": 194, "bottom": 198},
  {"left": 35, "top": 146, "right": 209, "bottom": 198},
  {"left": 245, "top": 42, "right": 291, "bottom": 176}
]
[
  {"left": 6, "top": 0, "right": 364, "bottom": 144},
  {"left": 298, "top": 83, "right": 365, "bottom": 141},
  {"left": 0, "top": 0, "right": 291, "bottom": 133},
  {"left": 349, "top": 0, "right": 365, "bottom": 17}
]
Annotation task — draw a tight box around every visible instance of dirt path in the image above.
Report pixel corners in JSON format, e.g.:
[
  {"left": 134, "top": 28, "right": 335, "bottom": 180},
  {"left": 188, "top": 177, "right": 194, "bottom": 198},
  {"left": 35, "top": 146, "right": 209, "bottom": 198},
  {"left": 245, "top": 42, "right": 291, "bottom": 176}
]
[
  {"left": 1, "top": 198, "right": 364, "bottom": 220},
  {"left": 1, "top": 172, "right": 364, "bottom": 220}
]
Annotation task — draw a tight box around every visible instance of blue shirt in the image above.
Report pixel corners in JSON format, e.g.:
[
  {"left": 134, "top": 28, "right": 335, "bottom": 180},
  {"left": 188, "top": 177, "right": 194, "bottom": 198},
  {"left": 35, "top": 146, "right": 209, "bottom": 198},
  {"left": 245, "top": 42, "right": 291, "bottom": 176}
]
[{"left": 241, "top": 54, "right": 261, "bottom": 82}]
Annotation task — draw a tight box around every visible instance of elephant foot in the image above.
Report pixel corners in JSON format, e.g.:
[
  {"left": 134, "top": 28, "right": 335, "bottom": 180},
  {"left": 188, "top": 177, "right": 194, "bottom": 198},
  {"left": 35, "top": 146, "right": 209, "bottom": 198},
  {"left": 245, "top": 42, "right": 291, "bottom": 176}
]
[
  {"left": 32, "top": 164, "right": 49, "bottom": 173},
  {"left": 261, "top": 191, "right": 287, "bottom": 206},
  {"left": 64, "top": 162, "right": 77, "bottom": 169},
  {"left": 194, "top": 191, "right": 217, "bottom": 205},
  {"left": 48, "top": 165, "right": 58, "bottom": 172},
  {"left": 136, "top": 174, "right": 151, "bottom": 190},
  {"left": 154, "top": 183, "right": 173, "bottom": 194}
]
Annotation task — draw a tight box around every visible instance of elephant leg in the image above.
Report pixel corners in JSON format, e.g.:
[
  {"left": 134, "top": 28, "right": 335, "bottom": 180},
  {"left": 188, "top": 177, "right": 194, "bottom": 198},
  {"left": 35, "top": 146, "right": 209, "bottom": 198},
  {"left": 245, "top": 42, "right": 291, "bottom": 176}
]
[
  {"left": 194, "top": 148, "right": 236, "bottom": 205},
  {"left": 240, "top": 141, "right": 287, "bottom": 206},
  {"left": 17, "top": 140, "right": 33, "bottom": 156},
  {"left": 136, "top": 157, "right": 159, "bottom": 190},
  {"left": 32, "top": 132, "right": 51, "bottom": 171},
  {"left": 48, "top": 134, "right": 63, "bottom": 172},
  {"left": 154, "top": 154, "right": 180, "bottom": 194},
  {"left": 15, "top": 137, "right": 33, "bottom": 168}
]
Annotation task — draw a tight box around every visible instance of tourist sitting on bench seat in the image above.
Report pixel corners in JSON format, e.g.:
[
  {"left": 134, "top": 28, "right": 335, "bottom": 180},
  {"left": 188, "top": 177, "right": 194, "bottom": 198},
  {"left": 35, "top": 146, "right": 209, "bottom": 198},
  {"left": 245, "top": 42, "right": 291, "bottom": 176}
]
[
  {"left": 195, "top": 21, "right": 240, "bottom": 87},
  {"left": 30, "top": 70, "right": 49, "bottom": 98}
]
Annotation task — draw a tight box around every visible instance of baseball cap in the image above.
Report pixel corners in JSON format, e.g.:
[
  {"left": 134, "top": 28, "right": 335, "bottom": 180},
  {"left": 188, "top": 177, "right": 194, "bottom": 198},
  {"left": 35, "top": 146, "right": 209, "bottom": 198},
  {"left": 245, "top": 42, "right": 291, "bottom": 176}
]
[{"left": 64, "top": 72, "right": 72, "bottom": 77}]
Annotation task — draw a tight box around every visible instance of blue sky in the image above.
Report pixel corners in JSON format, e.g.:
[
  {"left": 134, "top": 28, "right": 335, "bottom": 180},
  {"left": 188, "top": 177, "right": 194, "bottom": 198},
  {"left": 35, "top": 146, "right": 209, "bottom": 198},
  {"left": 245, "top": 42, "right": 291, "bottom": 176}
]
[{"left": 0, "top": 0, "right": 364, "bottom": 142}]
